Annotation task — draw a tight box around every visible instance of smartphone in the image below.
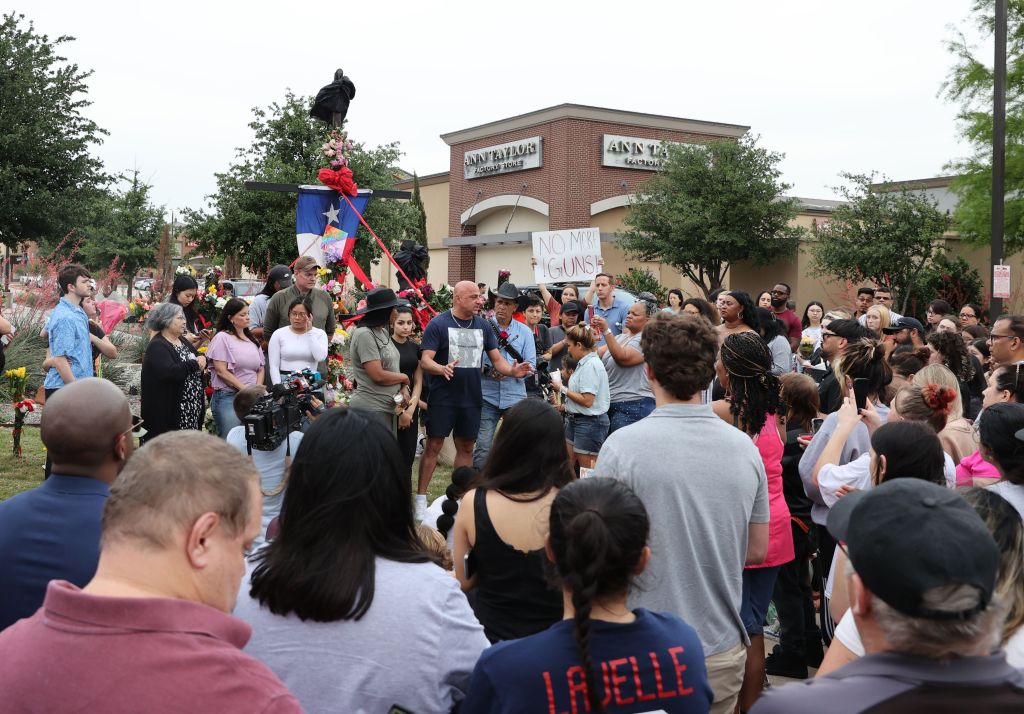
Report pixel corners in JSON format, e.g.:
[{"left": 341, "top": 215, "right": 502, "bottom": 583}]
[
  {"left": 852, "top": 378, "right": 870, "bottom": 411},
  {"left": 811, "top": 417, "right": 825, "bottom": 434}
]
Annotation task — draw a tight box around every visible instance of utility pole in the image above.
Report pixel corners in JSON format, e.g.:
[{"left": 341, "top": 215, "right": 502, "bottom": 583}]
[{"left": 991, "top": 0, "right": 1007, "bottom": 317}]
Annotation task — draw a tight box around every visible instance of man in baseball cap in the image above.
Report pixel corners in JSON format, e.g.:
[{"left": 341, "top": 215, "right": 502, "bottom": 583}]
[
  {"left": 882, "top": 316, "right": 926, "bottom": 349},
  {"left": 753, "top": 480, "right": 1024, "bottom": 713}
]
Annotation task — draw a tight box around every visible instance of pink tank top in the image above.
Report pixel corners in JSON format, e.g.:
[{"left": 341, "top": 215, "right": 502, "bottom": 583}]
[{"left": 749, "top": 413, "right": 795, "bottom": 569}]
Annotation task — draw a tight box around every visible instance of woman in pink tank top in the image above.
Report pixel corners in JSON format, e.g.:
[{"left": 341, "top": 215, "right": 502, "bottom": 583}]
[{"left": 713, "top": 330, "right": 794, "bottom": 712}]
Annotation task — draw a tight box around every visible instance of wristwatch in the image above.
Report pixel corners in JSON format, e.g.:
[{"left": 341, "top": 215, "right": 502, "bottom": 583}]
[
  {"left": 560, "top": 385, "right": 568, "bottom": 396},
  {"left": 605, "top": 329, "right": 613, "bottom": 336}
]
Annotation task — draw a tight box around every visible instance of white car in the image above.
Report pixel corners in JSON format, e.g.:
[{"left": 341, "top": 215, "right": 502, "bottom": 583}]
[{"left": 134, "top": 278, "right": 154, "bottom": 292}]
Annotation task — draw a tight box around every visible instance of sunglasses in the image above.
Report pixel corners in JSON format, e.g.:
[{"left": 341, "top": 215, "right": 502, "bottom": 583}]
[{"left": 120, "top": 415, "right": 146, "bottom": 439}]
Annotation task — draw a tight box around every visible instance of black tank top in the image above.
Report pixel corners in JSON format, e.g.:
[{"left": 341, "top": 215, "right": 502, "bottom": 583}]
[{"left": 470, "top": 489, "right": 563, "bottom": 642}]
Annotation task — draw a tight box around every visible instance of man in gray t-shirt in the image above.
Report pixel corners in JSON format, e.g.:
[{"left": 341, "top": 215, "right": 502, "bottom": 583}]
[{"left": 594, "top": 313, "right": 769, "bottom": 714}]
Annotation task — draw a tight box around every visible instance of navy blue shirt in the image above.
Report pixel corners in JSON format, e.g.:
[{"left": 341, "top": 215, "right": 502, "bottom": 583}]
[
  {"left": 421, "top": 310, "right": 499, "bottom": 408},
  {"left": 462, "top": 608, "right": 712, "bottom": 714},
  {"left": 0, "top": 474, "right": 109, "bottom": 631}
]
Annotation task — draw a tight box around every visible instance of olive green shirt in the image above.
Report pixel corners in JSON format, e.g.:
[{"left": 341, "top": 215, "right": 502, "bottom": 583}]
[{"left": 263, "top": 285, "right": 337, "bottom": 339}]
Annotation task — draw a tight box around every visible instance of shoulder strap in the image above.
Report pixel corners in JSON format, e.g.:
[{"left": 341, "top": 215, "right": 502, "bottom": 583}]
[{"left": 488, "top": 319, "right": 524, "bottom": 364}]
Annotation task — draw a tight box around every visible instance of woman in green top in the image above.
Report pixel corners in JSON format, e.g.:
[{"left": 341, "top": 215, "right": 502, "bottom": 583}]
[{"left": 348, "top": 288, "right": 410, "bottom": 433}]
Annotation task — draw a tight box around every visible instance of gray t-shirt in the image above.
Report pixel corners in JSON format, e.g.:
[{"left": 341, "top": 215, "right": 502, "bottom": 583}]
[
  {"left": 249, "top": 293, "right": 271, "bottom": 329},
  {"left": 601, "top": 331, "right": 652, "bottom": 402},
  {"left": 548, "top": 325, "right": 567, "bottom": 371},
  {"left": 348, "top": 326, "right": 401, "bottom": 413},
  {"left": 595, "top": 403, "right": 770, "bottom": 656},
  {"left": 225, "top": 426, "right": 302, "bottom": 549},
  {"left": 235, "top": 558, "right": 489, "bottom": 714}
]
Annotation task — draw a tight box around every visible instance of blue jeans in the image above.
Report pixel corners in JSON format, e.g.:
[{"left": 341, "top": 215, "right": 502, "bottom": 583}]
[
  {"left": 607, "top": 396, "right": 656, "bottom": 434},
  {"left": 741, "top": 566, "right": 781, "bottom": 636},
  {"left": 564, "top": 412, "right": 610, "bottom": 455},
  {"left": 210, "top": 389, "right": 240, "bottom": 438},
  {"left": 473, "top": 400, "right": 506, "bottom": 470}
]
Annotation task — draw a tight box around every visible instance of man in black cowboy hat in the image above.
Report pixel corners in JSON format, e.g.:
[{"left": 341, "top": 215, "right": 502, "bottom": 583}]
[
  {"left": 472, "top": 282, "right": 537, "bottom": 469},
  {"left": 348, "top": 288, "right": 412, "bottom": 433},
  {"left": 417, "top": 281, "right": 534, "bottom": 522}
]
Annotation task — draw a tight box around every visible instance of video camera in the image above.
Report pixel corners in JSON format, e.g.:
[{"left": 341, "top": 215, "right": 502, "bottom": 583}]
[{"left": 243, "top": 369, "right": 325, "bottom": 453}]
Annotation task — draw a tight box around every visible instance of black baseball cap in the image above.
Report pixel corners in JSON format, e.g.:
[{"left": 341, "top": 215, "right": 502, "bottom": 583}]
[
  {"left": 827, "top": 479, "right": 999, "bottom": 620},
  {"left": 560, "top": 300, "right": 583, "bottom": 315},
  {"left": 882, "top": 316, "right": 925, "bottom": 335},
  {"left": 267, "top": 265, "right": 292, "bottom": 288}
]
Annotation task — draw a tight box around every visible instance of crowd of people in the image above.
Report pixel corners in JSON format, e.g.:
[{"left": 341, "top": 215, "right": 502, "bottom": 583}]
[{"left": 1, "top": 262, "right": 1024, "bottom": 713}]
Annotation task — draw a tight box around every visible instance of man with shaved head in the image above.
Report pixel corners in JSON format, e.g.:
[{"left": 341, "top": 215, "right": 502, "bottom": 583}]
[
  {"left": 0, "top": 431, "right": 301, "bottom": 712},
  {"left": 417, "top": 280, "right": 533, "bottom": 521},
  {"left": 0, "top": 378, "right": 134, "bottom": 631}
]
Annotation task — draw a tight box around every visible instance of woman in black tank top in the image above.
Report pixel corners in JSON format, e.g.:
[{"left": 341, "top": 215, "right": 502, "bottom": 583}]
[{"left": 453, "top": 399, "right": 572, "bottom": 642}]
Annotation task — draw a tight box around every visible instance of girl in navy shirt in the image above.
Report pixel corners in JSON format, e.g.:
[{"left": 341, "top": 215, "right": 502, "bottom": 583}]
[{"left": 462, "top": 478, "right": 713, "bottom": 714}]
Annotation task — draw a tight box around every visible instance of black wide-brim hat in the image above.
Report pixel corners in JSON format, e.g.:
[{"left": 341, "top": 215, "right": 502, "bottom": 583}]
[{"left": 356, "top": 287, "right": 408, "bottom": 315}]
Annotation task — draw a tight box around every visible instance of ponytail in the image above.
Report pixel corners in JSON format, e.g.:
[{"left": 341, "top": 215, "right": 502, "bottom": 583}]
[
  {"left": 549, "top": 479, "right": 650, "bottom": 712},
  {"left": 434, "top": 467, "right": 479, "bottom": 538}
]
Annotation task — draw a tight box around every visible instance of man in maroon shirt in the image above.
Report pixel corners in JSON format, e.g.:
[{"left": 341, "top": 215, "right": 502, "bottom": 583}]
[
  {"left": 0, "top": 431, "right": 302, "bottom": 713},
  {"left": 770, "top": 282, "right": 801, "bottom": 351}
]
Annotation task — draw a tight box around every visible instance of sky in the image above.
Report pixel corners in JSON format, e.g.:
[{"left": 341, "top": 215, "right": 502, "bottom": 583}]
[{"left": 9, "top": 0, "right": 990, "bottom": 222}]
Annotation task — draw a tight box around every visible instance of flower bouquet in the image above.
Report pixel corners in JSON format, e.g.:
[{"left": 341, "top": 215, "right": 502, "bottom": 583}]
[
  {"left": 125, "top": 298, "right": 153, "bottom": 325},
  {"left": 5, "top": 367, "right": 35, "bottom": 457},
  {"left": 798, "top": 336, "right": 816, "bottom": 360},
  {"left": 317, "top": 130, "right": 358, "bottom": 197}
]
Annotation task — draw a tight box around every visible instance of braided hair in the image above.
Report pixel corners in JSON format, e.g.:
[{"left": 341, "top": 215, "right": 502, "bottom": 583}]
[
  {"left": 548, "top": 478, "right": 650, "bottom": 714},
  {"left": 720, "top": 331, "right": 783, "bottom": 436},
  {"left": 434, "top": 467, "right": 479, "bottom": 538}
]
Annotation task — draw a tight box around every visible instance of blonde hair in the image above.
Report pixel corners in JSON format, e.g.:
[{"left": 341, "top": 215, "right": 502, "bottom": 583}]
[
  {"left": 912, "top": 363, "right": 964, "bottom": 423},
  {"left": 102, "top": 432, "right": 258, "bottom": 549},
  {"left": 416, "top": 524, "right": 453, "bottom": 571},
  {"left": 565, "top": 324, "right": 596, "bottom": 351},
  {"left": 866, "top": 304, "right": 892, "bottom": 331}
]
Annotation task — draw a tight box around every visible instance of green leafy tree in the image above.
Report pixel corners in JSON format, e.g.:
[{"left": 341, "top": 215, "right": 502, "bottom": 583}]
[
  {"left": 809, "top": 173, "right": 952, "bottom": 314},
  {"left": 943, "top": 0, "right": 1024, "bottom": 250},
  {"left": 0, "top": 13, "right": 108, "bottom": 250},
  {"left": 619, "top": 136, "right": 803, "bottom": 298},
  {"left": 905, "top": 251, "right": 985, "bottom": 319},
  {"left": 410, "top": 172, "right": 428, "bottom": 247},
  {"left": 183, "top": 91, "right": 420, "bottom": 275},
  {"left": 78, "top": 171, "right": 165, "bottom": 298},
  {"left": 615, "top": 267, "right": 666, "bottom": 304}
]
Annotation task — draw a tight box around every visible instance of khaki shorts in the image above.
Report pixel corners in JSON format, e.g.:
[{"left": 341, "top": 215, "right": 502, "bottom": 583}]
[{"left": 705, "top": 642, "right": 746, "bottom": 714}]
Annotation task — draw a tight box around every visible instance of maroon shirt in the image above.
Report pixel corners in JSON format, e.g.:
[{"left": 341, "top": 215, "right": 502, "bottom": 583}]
[
  {"left": 0, "top": 581, "right": 303, "bottom": 713},
  {"left": 775, "top": 308, "right": 802, "bottom": 343}
]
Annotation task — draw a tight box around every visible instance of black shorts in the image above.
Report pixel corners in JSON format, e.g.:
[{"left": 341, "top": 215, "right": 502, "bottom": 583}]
[{"left": 425, "top": 402, "right": 481, "bottom": 440}]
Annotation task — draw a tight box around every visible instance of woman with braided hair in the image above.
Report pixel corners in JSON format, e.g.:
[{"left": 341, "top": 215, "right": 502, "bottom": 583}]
[
  {"left": 461, "top": 478, "right": 712, "bottom": 714},
  {"left": 712, "top": 331, "right": 793, "bottom": 711}
]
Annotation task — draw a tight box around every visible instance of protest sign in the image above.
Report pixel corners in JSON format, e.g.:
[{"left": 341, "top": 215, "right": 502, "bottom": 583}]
[{"left": 532, "top": 227, "right": 602, "bottom": 283}]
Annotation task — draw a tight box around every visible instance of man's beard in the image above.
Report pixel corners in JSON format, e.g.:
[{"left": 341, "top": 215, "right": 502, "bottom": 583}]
[{"left": 771, "top": 297, "right": 788, "bottom": 309}]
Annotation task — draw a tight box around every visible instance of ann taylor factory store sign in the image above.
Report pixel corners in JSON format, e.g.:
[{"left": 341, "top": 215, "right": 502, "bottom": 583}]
[
  {"left": 464, "top": 137, "right": 542, "bottom": 179},
  {"left": 602, "top": 134, "right": 693, "bottom": 171}
]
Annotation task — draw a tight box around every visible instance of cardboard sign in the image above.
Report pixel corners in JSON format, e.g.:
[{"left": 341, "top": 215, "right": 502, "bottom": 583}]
[
  {"left": 532, "top": 227, "right": 603, "bottom": 283},
  {"left": 995, "top": 264, "right": 1011, "bottom": 299}
]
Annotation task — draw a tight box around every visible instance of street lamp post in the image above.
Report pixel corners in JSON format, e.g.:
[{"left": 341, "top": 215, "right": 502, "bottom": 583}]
[{"left": 991, "top": 0, "right": 1007, "bottom": 318}]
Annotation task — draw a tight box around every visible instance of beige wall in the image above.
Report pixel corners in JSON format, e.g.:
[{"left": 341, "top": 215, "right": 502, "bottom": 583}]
[
  {"left": 421, "top": 182, "right": 449, "bottom": 250},
  {"left": 474, "top": 206, "right": 549, "bottom": 236}
]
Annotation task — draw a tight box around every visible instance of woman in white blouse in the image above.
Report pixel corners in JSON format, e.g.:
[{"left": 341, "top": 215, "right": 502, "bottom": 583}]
[{"left": 267, "top": 297, "right": 329, "bottom": 383}]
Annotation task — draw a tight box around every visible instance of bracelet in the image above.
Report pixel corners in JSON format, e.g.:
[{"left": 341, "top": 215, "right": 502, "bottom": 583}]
[{"left": 605, "top": 329, "right": 613, "bottom": 336}]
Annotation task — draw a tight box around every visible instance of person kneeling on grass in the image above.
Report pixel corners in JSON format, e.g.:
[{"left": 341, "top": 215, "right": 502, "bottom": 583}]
[{"left": 461, "top": 477, "right": 713, "bottom": 713}]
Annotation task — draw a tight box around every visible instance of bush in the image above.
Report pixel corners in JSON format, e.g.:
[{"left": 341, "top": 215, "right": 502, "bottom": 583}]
[
  {"left": 905, "top": 251, "right": 984, "bottom": 321},
  {"left": 615, "top": 268, "right": 666, "bottom": 305}
]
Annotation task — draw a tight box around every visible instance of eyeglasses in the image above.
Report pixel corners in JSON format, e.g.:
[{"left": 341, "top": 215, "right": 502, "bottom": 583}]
[
  {"left": 770, "top": 289, "right": 789, "bottom": 296},
  {"left": 960, "top": 313, "right": 976, "bottom": 319},
  {"left": 120, "top": 416, "right": 145, "bottom": 439},
  {"left": 989, "top": 333, "right": 1016, "bottom": 342},
  {"left": 821, "top": 331, "right": 838, "bottom": 339}
]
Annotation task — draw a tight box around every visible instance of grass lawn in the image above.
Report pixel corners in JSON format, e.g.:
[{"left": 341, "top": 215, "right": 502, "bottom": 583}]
[
  {"left": 0, "top": 426, "right": 45, "bottom": 501},
  {"left": 0, "top": 425, "right": 454, "bottom": 509}
]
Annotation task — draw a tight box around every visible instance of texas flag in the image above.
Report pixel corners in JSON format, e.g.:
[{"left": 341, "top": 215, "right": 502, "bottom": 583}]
[{"left": 295, "top": 187, "right": 371, "bottom": 266}]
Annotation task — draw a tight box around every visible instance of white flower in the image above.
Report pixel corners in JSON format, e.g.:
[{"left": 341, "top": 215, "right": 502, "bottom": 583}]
[{"left": 215, "top": 297, "right": 227, "bottom": 309}]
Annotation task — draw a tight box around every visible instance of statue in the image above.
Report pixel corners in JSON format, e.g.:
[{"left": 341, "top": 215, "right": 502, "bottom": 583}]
[{"left": 310, "top": 69, "right": 356, "bottom": 127}]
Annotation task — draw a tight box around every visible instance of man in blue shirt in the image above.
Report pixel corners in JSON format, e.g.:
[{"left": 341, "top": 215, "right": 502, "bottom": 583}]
[
  {"left": 591, "top": 273, "right": 630, "bottom": 346},
  {"left": 43, "top": 263, "right": 95, "bottom": 393},
  {"left": 0, "top": 378, "right": 135, "bottom": 631},
  {"left": 473, "top": 282, "right": 536, "bottom": 469}
]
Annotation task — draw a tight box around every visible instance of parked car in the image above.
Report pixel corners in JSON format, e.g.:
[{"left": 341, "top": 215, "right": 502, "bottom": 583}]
[{"left": 133, "top": 277, "right": 154, "bottom": 292}]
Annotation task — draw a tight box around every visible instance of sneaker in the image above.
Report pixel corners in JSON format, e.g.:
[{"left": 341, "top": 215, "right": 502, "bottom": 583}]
[
  {"left": 765, "top": 646, "right": 809, "bottom": 680},
  {"left": 414, "top": 496, "right": 427, "bottom": 525}
]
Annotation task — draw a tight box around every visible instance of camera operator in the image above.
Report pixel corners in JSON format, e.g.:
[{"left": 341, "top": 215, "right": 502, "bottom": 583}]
[
  {"left": 523, "top": 295, "right": 552, "bottom": 400},
  {"left": 225, "top": 384, "right": 322, "bottom": 548}
]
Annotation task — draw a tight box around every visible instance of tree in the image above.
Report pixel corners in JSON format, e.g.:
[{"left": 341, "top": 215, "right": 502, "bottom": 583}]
[
  {"left": 78, "top": 171, "right": 165, "bottom": 298},
  {"left": 183, "top": 91, "right": 421, "bottom": 275},
  {"left": 809, "top": 173, "right": 952, "bottom": 314},
  {"left": 905, "top": 251, "right": 984, "bottom": 319},
  {"left": 0, "top": 13, "right": 108, "bottom": 250},
  {"left": 619, "top": 135, "right": 803, "bottom": 298},
  {"left": 410, "top": 172, "right": 428, "bottom": 247},
  {"left": 943, "top": 0, "right": 1024, "bottom": 251}
]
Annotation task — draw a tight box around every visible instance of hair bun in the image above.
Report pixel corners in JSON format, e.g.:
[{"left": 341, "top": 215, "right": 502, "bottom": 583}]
[{"left": 921, "top": 383, "right": 956, "bottom": 414}]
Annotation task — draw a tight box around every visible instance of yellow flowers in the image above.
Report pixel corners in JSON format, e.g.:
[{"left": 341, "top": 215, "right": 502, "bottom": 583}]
[
  {"left": 4, "top": 367, "right": 26, "bottom": 379},
  {"left": 197, "top": 346, "right": 208, "bottom": 354},
  {"left": 317, "top": 267, "right": 330, "bottom": 278},
  {"left": 207, "top": 284, "right": 217, "bottom": 294}
]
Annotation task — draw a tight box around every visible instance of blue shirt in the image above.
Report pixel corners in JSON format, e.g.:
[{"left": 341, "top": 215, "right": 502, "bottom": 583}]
[
  {"left": 421, "top": 310, "right": 500, "bottom": 408},
  {"left": 43, "top": 297, "right": 93, "bottom": 389},
  {"left": 566, "top": 351, "right": 610, "bottom": 416},
  {"left": 461, "top": 608, "right": 712, "bottom": 714},
  {"left": 481, "top": 318, "right": 536, "bottom": 410},
  {"left": 0, "top": 474, "right": 109, "bottom": 631},
  {"left": 591, "top": 295, "right": 631, "bottom": 345}
]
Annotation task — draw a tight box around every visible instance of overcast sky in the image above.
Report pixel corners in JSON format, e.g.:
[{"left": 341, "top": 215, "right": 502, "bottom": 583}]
[{"left": 11, "top": 1, "right": 989, "bottom": 221}]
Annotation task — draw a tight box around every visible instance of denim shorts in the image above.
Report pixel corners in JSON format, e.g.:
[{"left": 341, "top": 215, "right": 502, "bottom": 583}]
[
  {"left": 564, "top": 412, "right": 610, "bottom": 455},
  {"left": 741, "top": 565, "right": 781, "bottom": 636}
]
